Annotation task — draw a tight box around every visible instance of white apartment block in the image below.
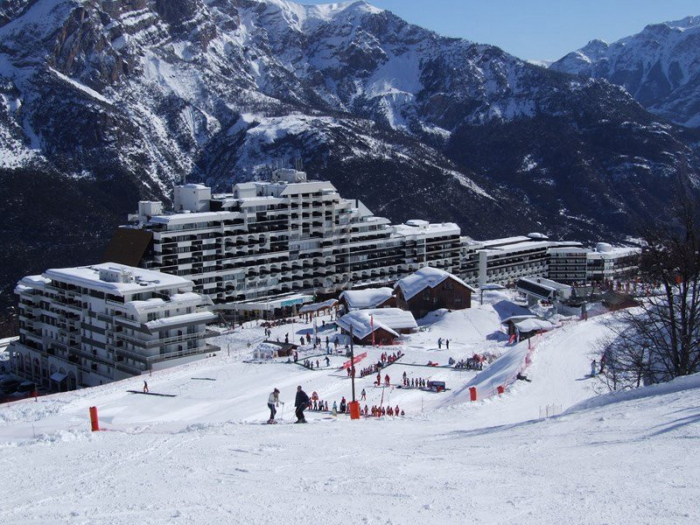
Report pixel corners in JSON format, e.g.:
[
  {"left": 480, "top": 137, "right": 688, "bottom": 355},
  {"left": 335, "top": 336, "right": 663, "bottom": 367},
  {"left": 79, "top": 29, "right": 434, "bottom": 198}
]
[
  {"left": 9, "top": 263, "right": 217, "bottom": 391},
  {"left": 459, "top": 234, "right": 641, "bottom": 288},
  {"left": 109, "top": 170, "right": 461, "bottom": 318},
  {"left": 548, "top": 243, "right": 642, "bottom": 285},
  {"left": 460, "top": 234, "right": 583, "bottom": 287}
]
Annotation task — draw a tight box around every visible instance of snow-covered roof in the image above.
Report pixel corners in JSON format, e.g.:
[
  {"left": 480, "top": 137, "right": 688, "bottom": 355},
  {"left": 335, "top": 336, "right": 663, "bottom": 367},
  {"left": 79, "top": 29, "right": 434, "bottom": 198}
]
[
  {"left": 587, "top": 246, "right": 641, "bottom": 260},
  {"left": 42, "top": 263, "right": 192, "bottom": 296},
  {"left": 149, "top": 211, "right": 240, "bottom": 226},
  {"left": 500, "top": 314, "right": 538, "bottom": 325},
  {"left": 514, "top": 319, "right": 554, "bottom": 333},
  {"left": 481, "top": 240, "right": 582, "bottom": 256},
  {"left": 145, "top": 311, "right": 217, "bottom": 331},
  {"left": 336, "top": 308, "right": 417, "bottom": 340},
  {"left": 395, "top": 267, "right": 475, "bottom": 301},
  {"left": 339, "top": 288, "right": 393, "bottom": 310},
  {"left": 299, "top": 299, "right": 338, "bottom": 314},
  {"left": 393, "top": 222, "right": 460, "bottom": 238}
]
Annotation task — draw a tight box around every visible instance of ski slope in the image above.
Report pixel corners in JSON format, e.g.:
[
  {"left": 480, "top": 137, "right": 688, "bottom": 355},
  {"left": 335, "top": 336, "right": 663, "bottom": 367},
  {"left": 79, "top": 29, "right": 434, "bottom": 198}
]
[{"left": 0, "top": 300, "right": 698, "bottom": 524}]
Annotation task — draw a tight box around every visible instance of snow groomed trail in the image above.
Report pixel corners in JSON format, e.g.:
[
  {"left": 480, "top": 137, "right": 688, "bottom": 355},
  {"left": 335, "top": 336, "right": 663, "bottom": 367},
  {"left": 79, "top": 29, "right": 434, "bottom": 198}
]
[{"left": 0, "top": 300, "right": 698, "bottom": 524}]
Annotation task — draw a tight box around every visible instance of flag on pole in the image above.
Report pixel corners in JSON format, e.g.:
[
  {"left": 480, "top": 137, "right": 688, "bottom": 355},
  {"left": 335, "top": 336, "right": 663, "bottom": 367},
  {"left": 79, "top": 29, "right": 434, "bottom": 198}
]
[{"left": 371, "top": 314, "right": 375, "bottom": 347}]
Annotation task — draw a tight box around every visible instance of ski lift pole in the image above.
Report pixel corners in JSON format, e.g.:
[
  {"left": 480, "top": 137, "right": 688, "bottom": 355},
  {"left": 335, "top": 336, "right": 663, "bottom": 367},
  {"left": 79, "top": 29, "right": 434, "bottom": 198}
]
[{"left": 350, "top": 325, "right": 356, "bottom": 403}]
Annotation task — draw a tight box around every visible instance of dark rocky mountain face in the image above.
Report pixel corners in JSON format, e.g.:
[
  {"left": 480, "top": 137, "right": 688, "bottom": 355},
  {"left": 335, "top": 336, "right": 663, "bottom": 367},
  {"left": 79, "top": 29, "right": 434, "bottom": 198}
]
[
  {"left": 551, "top": 16, "right": 700, "bottom": 128},
  {"left": 1, "top": 0, "right": 700, "bottom": 311}
]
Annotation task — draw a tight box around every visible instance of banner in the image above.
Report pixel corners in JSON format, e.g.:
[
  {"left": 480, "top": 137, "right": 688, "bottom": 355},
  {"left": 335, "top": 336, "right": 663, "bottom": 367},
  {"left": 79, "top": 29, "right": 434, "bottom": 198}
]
[{"left": 341, "top": 352, "right": 367, "bottom": 370}]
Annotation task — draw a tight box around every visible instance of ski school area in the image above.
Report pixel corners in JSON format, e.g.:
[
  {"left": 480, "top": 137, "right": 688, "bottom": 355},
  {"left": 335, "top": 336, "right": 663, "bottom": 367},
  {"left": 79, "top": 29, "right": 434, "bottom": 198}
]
[{"left": 1, "top": 289, "right": 699, "bottom": 524}]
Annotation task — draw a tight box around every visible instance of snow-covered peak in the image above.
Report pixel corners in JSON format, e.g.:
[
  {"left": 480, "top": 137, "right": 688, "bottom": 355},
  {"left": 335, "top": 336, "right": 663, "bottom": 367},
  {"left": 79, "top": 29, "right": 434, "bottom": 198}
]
[
  {"left": 653, "top": 15, "right": 700, "bottom": 31},
  {"left": 251, "top": 0, "right": 383, "bottom": 32},
  {"left": 551, "top": 14, "right": 700, "bottom": 127}
]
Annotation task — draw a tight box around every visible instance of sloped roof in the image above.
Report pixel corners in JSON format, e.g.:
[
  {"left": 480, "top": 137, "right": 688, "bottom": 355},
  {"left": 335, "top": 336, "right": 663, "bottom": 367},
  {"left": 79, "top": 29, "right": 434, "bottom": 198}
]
[
  {"left": 339, "top": 288, "right": 393, "bottom": 310},
  {"left": 299, "top": 299, "right": 338, "bottom": 314},
  {"left": 336, "top": 308, "right": 417, "bottom": 340},
  {"left": 394, "top": 267, "right": 475, "bottom": 301},
  {"left": 514, "top": 319, "right": 554, "bottom": 333}
]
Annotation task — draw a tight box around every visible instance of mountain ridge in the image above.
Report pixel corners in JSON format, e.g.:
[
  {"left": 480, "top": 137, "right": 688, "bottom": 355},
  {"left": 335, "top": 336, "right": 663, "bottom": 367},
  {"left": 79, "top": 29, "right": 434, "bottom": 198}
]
[{"left": 551, "top": 14, "right": 700, "bottom": 127}]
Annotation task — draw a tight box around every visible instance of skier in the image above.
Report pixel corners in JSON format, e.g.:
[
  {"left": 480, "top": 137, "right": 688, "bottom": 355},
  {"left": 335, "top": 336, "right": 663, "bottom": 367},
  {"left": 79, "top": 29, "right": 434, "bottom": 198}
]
[
  {"left": 285, "top": 333, "right": 289, "bottom": 344},
  {"left": 267, "top": 388, "right": 283, "bottom": 423},
  {"left": 384, "top": 374, "right": 390, "bottom": 387},
  {"left": 143, "top": 380, "right": 149, "bottom": 393},
  {"left": 294, "top": 385, "right": 310, "bottom": 423},
  {"left": 332, "top": 401, "right": 338, "bottom": 416},
  {"left": 438, "top": 337, "right": 442, "bottom": 349},
  {"left": 591, "top": 360, "right": 597, "bottom": 377},
  {"left": 446, "top": 339, "right": 450, "bottom": 350},
  {"left": 325, "top": 356, "right": 330, "bottom": 367},
  {"left": 360, "top": 388, "right": 366, "bottom": 401},
  {"left": 340, "top": 397, "right": 347, "bottom": 413}
]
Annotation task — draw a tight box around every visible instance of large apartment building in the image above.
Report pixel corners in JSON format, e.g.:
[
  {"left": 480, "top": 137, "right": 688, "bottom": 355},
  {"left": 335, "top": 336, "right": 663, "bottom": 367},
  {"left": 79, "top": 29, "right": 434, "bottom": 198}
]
[
  {"left": 107, "top": 170, "right": 461, "bottom": 317},
  {"left": 459, "top": 235, "right": 640, "bottom": 287},
  {"left": 459, "top": 234, "right": 583, "bottom": 287},
  {"left": 9, "top": 263, "right": 217, "bottom": 391},
  {"left": 548, "top": 243, "right": 642, "bottom": 285}
]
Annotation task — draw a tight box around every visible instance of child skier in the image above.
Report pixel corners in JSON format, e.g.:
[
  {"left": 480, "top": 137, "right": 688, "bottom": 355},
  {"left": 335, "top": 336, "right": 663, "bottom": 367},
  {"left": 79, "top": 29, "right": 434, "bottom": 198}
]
[{"left": 267, "top": 388, "right": 283, "bottom": 423}]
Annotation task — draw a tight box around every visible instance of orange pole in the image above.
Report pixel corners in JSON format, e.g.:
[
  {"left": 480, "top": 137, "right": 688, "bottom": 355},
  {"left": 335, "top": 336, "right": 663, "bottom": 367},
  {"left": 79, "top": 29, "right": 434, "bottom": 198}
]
[{"left": 89, "top": 406, "right": 100, "bottom": 432}]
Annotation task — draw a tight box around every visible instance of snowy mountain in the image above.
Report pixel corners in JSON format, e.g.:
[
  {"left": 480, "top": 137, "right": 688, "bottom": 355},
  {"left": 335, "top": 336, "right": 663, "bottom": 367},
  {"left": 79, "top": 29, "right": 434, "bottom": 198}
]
[
  {"left": 551, "top": 16, "right": 700, "bottom": 128},
  {"left": 2, "top": 0, "right": 700, "bottom": 307}
]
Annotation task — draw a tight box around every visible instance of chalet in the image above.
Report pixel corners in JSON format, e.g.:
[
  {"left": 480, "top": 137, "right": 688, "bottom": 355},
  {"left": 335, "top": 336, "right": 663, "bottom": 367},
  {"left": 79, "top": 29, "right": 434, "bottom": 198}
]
[
  {"left": 338, "top": 287, "right": 395, "bottom": 312},
  {"left": 336, "top": 308, "right": 417, "bottom": 345},
  {"left": 394, "top": 267, "right": 475, "bottom": 319}
]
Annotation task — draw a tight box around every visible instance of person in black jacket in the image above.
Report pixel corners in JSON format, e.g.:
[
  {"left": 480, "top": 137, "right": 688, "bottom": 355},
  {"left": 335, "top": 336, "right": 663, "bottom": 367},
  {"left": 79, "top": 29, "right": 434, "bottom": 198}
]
[{"left": 294, "top": 385, "right": 310, "bottom": 423}]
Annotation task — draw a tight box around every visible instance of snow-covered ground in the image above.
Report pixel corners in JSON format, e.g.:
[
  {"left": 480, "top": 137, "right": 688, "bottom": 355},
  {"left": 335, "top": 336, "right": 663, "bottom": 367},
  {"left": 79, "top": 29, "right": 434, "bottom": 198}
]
[{"left": 0, "top": 295, "right": 698, "bottom": 524}]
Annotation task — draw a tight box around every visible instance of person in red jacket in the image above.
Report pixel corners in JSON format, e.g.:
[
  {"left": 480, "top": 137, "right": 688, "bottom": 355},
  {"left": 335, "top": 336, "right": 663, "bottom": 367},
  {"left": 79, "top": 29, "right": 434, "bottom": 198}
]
[{"left": 384, "top": 374, "right": 390, "bottom": 386}]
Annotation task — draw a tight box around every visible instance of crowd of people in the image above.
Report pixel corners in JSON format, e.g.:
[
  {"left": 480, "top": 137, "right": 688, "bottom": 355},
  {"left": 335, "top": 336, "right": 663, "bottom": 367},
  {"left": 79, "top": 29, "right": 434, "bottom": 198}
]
[
  {"left": 452, "top": 354, "right": 485, "bottom": 370},
  {"left": 369, "top": 405, "right": 404, "bottom": 417},
  {"left": 271, "top": 385, "right": 411, "bottom": 424},
  {"left": 400, "top": 371, "right": 430, "bottom": 389}
]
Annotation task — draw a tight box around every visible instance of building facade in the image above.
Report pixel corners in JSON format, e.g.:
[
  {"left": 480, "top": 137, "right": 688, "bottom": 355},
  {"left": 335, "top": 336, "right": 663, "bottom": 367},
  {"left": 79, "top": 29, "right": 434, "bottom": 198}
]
[
  {"left": 548, "top": 243, "right": 642, "bottom": 285},
  {"left": 109, "top": 170, "right": 461, "bottom": 316},
  {"left": 9, "top": 263, "right": 217, "bottom": 391}
]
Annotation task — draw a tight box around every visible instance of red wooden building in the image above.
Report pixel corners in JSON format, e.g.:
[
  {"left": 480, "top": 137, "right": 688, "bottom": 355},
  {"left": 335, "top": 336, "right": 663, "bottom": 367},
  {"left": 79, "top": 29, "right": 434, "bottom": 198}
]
[{"left": 394, "top": 267, "right": 475, "bottom": 319}]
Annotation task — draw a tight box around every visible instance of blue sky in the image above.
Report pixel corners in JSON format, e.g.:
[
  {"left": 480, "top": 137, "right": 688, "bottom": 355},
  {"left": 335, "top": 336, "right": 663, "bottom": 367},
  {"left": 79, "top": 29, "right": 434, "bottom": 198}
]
[{"left": 301, "top": 0, "right": 699, "bottom": 60}]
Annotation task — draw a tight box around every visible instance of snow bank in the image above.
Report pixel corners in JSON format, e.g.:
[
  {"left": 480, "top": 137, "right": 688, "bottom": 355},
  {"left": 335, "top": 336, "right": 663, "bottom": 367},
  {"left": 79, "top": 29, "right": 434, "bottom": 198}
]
[{"left": 567, "top": 372, "right": 700, "bottom": 415}]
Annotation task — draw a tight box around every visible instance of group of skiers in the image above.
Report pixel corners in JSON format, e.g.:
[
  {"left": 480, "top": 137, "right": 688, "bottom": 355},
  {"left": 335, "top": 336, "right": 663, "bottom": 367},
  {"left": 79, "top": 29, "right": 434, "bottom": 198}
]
[
  {"left": 358, "top": 365, "right": 377, "bottom": 378},
  {"left": 379, "top": 351, "right": 402, "bottom": 365},
  {"left": 369, "top": 405, "right": 404, "bottom": 417},
  {"left": 374, "top": 373, "right": 392, "bottom": 387},
  {"left": 452, "top": 354, "right": 485, "bottom": 370},
  {"left": 268, "top": 386, "right": 410, "bottom": 423},
  {"left": 591, "top": 354, "right": 607, "bottom": 377},
  {"left": 402, "top": 372, "right": 428, "bottom": 389},
  {"left": 302, "top": 357, "right": 331, "bottom": 370},
  {"left": 266, "top": 386, "right": 313, "bottom": 424},
  {"left": 437, "top": 337, "right": 450, "bottom": 350}
]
